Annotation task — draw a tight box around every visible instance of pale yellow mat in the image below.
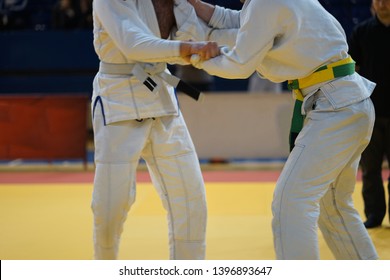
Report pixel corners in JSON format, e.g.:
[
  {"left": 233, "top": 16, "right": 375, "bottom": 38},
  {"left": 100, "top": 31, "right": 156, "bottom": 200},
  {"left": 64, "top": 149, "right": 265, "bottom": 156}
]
[{"left": 0, "top": 182, "right": 388, "bottom": 260}]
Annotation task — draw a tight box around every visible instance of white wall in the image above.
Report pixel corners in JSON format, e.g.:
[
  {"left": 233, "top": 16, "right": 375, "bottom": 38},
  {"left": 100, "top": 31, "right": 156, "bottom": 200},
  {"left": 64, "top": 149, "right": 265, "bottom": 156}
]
[{"left": 178, "top": 92, "right": 293, "bottom": 160}]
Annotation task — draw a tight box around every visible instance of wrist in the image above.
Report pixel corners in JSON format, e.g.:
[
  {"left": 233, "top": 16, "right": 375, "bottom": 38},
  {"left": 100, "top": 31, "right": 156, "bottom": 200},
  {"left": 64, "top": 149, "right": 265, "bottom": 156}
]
[{"left": 179, "top": 42, "right": 192, "bottom": 58}]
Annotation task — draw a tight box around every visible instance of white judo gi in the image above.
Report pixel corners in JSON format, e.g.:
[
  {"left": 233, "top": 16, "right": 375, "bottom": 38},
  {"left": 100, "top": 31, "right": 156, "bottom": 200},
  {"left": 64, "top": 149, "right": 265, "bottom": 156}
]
[
  {"left": 194, "top": 0, "right": 378, "bottom": 259},
  {"left": 91, "top": 0, "right": 210, "bottom": 260}
]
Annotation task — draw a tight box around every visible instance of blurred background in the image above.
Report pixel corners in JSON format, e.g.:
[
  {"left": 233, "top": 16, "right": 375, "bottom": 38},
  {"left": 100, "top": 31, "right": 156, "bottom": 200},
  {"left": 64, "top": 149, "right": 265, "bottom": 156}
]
[{"left": 0, "top": 0, "right": 373, "bottom": 168}]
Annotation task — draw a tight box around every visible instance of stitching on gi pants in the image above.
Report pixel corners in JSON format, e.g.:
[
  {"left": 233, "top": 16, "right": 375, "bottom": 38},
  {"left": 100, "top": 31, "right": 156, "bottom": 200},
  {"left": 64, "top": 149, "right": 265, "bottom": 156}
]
[
  {"left": 174, "top": 155, "right": 191, "bottom": 240},
  {"left": 329, "top": 186, "right": 362, "bottom": 259},
  {"left": 319, "top": 191, "right": 346, "bottom": 258},
  {"left": 152, "top": 151, "right": 204, "bottom": 242},
  {"left": 104, "top": 163, "right": 112, "bottom": 249},
  {"left": 149, "top": 141, "right": 177, "bottom": 259},
  {"left": 275, "top": 144, "right": 305, "bottom": 259}
]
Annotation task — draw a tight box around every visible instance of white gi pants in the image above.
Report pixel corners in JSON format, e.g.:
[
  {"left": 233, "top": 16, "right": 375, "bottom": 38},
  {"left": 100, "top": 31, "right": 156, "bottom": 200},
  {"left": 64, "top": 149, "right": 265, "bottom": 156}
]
[
  {"left": 272, "top": 88, "right": 378, "bottom": 259},
  {"left": 91, "top": 112, "right": 207, "bottom": 260}
]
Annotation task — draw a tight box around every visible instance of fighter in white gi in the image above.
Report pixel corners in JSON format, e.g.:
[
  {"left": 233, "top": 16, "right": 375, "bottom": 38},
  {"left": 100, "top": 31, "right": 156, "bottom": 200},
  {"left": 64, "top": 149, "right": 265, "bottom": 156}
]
[
  {"left": 91, "top": 0, "right": 219, "bottom": 260},
  {"left": 188, "top": 0, "right": 378, "bottom": 259}
]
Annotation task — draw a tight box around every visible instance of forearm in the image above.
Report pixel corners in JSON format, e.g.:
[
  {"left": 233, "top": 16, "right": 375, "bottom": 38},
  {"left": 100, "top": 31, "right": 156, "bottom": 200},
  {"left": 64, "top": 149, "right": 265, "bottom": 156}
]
[{"left": 187, "top": 0, "right": 215, "bottom": 24}]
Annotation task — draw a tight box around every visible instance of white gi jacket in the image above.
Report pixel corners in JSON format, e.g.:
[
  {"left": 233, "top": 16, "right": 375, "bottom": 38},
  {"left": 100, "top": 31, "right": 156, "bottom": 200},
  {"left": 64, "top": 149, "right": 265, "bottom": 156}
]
[
  {"left": 197, "top": 0, "right": 375, "bottom": 110},
  {"left": 92, "top": 0, "right": 211, "bottom": 124}
]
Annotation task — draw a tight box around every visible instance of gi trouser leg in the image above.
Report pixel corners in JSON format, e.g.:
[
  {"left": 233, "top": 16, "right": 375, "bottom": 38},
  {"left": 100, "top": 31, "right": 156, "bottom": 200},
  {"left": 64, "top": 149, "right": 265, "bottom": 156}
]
[
  {"left": 142, "top": 115, "right": 207, "bottom": 260},
  {"left": 318, "top": 155, "right": 377, "bottom": 259},
  {"left": 92, "top": 162, "right": 137, "bottom": 259},
  {"left": 91, "top": 115, "right": 145, "bottom": 260},
  {"left": 272, "top": 90, "right": 378, "bottom": 259}
]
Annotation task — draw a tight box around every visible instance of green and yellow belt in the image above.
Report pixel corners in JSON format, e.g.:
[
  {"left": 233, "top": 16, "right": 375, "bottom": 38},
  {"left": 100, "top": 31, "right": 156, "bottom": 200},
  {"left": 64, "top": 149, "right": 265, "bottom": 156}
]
[{"left": 287, "top": 56, "right": 356, "bottom": 151}]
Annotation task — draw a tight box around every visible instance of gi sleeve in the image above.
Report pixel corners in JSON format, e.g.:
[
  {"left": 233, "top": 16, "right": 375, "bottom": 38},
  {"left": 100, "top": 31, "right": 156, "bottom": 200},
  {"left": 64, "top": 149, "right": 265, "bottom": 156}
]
[
  {"left": 173, "top": 0, "right": 210, "bottom": 41},
  {"left": 193, "top": 1, "right": 279, "bottom": 79},
  {"left": 172, "top": 0, "right": 239, "bottom": 49},
  {"left": 94, "top": 0, "right": 181, "bottom": 63},
  {"left": 209, "top": 5, "right": 241, "bottom": 29}
]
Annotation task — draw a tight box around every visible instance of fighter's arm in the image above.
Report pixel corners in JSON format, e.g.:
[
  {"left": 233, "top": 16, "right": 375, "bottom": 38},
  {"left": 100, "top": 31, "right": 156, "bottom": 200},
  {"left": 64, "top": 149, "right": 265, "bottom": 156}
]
[
  {"left": 94, "top": 0, "right": 182, "bottom": 63},
  {"left": 94, "top": 0, "right": 217, "bottom": 65},
  {"left": 191, "top": 1, "right": 278, "bottom": 79},
  {"left": 173, "top": 0, "right": 236, "bottom": 54},
  {"left": 165, "top": 0, "right": 236, "bottom": 51},
  {"left": 187, "top": 0, "right": 215, "bottom": 24},
  {"left": 188, "top": 0, "right": 241, "bottom": 29}
]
